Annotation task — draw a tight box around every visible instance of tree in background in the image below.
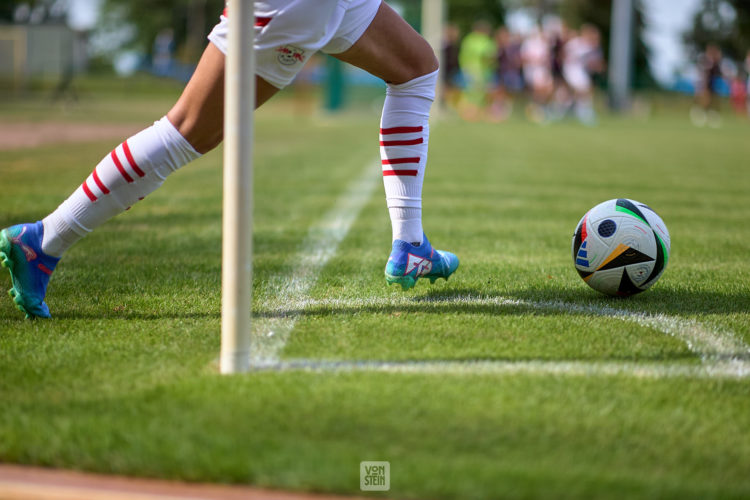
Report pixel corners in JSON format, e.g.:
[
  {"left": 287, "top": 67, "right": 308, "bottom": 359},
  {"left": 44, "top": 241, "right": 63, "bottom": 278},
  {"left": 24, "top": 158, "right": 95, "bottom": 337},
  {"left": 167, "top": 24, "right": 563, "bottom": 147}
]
[
  {"left": 100, "top": 0, "right": 224, "bottom": 64},
  {"left": 390, "top": 0, "right": 505, "bottom": 36},
  {"left": 685, "top": 0, "right": 750, "bottom": 62},
  {"left": 446, "top": 0, "right": 506, "bottom": 37}
]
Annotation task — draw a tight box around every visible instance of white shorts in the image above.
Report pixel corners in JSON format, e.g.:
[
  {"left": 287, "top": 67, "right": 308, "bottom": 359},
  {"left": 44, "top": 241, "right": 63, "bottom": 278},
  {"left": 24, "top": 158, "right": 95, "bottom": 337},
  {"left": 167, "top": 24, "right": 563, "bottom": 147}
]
[
  {"left": 208, "top": 0, "right": 380, "bottom": 89},
  {"left": 563, "top": 65, "right": 591, "bottom": 93}
]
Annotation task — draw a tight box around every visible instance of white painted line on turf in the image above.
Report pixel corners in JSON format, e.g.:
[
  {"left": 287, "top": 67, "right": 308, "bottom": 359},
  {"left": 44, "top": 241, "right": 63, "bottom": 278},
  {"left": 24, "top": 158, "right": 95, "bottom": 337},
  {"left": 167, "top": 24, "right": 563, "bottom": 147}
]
[
  {"left": 252, "top": 294, "right": 750, "bottom": 378},
  {"left": 251, "top": 358, "right": 750, "bottom": 379},
  {"left": 258, "top": 294, "right": 750, "bottom": 360},
  {"left": 251, "top": 159, "right": 381, "bottom": 363},
  {"left": 521, "top": 297, "right": 749, "bottom": 362}
]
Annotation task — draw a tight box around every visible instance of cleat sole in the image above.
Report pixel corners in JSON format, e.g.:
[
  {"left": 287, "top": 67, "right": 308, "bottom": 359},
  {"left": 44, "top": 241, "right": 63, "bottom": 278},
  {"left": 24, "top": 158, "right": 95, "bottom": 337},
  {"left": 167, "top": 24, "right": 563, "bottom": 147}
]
[
  {"left": 1, "top": 229, "right": 42, "bottom": 319},
  {"left": 385, "top": 273, "right": 416, "bottom": 291},
  {"left": 386, "top": 267, "right": 456, "bottom": 290}
]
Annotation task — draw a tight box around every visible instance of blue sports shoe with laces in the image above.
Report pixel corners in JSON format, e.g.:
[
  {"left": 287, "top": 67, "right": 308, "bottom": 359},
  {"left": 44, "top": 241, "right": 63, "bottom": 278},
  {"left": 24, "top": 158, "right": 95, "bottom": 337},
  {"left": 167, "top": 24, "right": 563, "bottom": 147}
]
[
  {"left": 385, "top": 234, "right": 459, "bottom": 290},
  {"left": 0, "top": 221, "right": 60, "bottom": 319}
]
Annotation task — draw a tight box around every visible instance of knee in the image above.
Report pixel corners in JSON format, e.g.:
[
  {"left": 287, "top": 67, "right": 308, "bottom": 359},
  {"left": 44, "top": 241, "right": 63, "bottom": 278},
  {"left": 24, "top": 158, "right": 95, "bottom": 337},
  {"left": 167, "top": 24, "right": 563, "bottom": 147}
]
[
  {"left": 166, "top": 105, "right": 223, "bottom": 154},
  {"left": 400, "top": 40, "right": 439, "bottom": 83},
  {"left": 423, "top": 50, "right": 439, "bottom": 76}
]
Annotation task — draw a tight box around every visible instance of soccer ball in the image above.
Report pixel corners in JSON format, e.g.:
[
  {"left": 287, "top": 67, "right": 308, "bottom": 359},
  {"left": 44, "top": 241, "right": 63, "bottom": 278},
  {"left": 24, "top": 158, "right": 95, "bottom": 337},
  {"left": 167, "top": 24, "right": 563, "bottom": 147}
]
[{"left": 572, "top": 199, "right": 671, "bottom": 296}]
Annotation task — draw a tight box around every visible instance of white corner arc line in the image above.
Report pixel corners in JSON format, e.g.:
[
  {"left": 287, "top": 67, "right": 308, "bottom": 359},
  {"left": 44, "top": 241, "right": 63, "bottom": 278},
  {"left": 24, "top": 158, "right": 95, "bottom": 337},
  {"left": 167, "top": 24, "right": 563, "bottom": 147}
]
[
  {"left": 252, "top": 294, "right": 750, "bottom": 378},
  {"left": 251, "top": 158, "right": 381, "bottom": 363},
  {"left": 244, "top": 154, "right": 750, "bottom": 379},
  {"left": 251, "top": 358, "right": 750, "bottom": 379}
]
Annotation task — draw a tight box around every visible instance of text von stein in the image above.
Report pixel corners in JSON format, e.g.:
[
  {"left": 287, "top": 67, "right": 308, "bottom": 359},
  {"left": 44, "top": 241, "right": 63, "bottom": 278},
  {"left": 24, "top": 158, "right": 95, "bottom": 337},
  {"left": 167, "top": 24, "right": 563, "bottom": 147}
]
[{"left": 364, "top": 465, "right": 386, "bottom": 486}]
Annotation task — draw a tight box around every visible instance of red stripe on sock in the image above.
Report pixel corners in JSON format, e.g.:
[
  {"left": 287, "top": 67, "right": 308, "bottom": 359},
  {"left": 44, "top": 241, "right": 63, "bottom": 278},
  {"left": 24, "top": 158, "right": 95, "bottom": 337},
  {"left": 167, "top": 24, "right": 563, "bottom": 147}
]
[
  {"left": 382, "top": 157, "right": 420, "bottom": 165},
  {"left": 122, "top": 141, "right": 145, "bottom": 177},
  {"left": 383, "top": 169, "right": 418, "bottom": 176},
  {"left": 380, "top": 126, "right": 423, "bottom": 135},
  {"left": 110, "top": 150, "right": 134, "bottom": 183},
  {"left": 37, "top": 263, "right": 53, "bottom": 276},
  {"left": 81, "top": 181, "right": 97, "bottom": 201},
  {"left": 92, "top": 168, "right": 110, "bottom": 194},
  {"left": 379, "top": 138, "right": 423, "bottom": 146}
]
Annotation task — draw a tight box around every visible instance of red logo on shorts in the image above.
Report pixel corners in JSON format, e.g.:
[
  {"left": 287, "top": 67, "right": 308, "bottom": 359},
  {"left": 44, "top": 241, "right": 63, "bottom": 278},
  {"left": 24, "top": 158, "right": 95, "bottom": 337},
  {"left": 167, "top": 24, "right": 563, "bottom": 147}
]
[{"left": 277, "top": 45, "right": 305, "bottom": 65}]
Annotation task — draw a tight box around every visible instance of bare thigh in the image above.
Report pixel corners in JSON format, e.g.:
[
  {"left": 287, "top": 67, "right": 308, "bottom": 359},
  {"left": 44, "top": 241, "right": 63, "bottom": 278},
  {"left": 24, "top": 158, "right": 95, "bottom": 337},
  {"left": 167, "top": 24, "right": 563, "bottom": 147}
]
[
  {"left": 166, "top": 43, "right": 279, "bottom": 154},
  {"left": 167, "top": 3, "right": 437, "bottom": 153},
  {"left": 333, "top": 2, "right": 438, "bottom": 84}
]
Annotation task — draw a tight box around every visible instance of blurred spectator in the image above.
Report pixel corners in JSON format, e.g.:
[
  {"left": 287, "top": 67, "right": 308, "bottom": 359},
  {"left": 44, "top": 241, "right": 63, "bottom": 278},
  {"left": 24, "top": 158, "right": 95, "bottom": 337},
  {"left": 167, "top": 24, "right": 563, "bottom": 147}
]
[
  {"left": 691, "top": 44, "right": 724, "bottom": 127},
  {"left": 445, "top": 19, "right": 612, "bottom": 125},
  {"left": 729, "top": 68, "right": 747, "bottom": 116},
  {"left": 153, "top": 29, "right": 175, "bottom": 77},
  {"left": 458, "top": 20, "right": 496, "bottom": 121},
  {"left": 548, "top": 22, "right": 572, "bottom": 121},
  {"left": 497, "top": 29, "right": 524, "bottom": 93},
  {"left": 562, "top": 24, "right": 604, "bottom": 125},
  {"left": 521, "top": 27, "right": 553, "bottom": 123},
  {"left": 488, "top": 27, "right": 522, "bottom": 122},
  {"left": 442, "top": 24, "right": 462, "bottom": 110}
]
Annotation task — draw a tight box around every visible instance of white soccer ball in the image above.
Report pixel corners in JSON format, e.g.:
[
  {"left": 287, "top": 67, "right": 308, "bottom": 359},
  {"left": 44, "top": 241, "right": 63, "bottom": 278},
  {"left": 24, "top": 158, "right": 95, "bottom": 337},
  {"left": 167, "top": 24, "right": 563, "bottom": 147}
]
[{"left": 572, "top": 199, "right": 671, "bottom": 296}]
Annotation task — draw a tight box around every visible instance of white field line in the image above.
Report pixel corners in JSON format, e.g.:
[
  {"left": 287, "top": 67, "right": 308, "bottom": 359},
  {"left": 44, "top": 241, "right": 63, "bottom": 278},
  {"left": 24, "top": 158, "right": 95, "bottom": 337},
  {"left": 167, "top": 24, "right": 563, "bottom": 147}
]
[
  {"left": 247, "top": 157, "right": 749, "bottom": 379},
  {"left": 252, "top": 359, "right": 750, "bottom": 379},
  {"left": 251, "top": 159, "right": 381, "bottom": 362},
  {"left": 252, "top": 294, "right": 750, "bottom": 379}
]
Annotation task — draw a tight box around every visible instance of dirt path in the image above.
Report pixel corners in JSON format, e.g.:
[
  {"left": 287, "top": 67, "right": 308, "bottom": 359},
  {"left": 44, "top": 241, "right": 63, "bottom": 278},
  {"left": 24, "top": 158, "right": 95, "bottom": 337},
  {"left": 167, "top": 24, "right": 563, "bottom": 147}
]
[
  {"left": 0, "top": 122, "right": 143, "bottom": 151},
  {"left": 0, "top": 464, "right": 372, "bottom": 500}
]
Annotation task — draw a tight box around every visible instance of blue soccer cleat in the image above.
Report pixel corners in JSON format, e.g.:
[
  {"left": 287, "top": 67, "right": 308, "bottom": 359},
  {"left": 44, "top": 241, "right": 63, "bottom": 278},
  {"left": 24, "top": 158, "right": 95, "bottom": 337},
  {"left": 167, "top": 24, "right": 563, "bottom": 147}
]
[
  {"left": 0, "top": 221, "right": 60, "bottom": 319},
  {"left": 385, "top": 234, "right": 459, "bottom": 290}
]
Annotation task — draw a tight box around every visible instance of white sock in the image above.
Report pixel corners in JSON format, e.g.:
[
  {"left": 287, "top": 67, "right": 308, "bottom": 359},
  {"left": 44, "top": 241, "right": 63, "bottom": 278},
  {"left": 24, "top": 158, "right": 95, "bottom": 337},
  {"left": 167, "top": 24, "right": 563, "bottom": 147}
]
[
  {"left": 41, "top": 117, "right": 200, "bottom": 257},
  {"left": 380, "top": 69, "right": 437, "bottom": 245}
]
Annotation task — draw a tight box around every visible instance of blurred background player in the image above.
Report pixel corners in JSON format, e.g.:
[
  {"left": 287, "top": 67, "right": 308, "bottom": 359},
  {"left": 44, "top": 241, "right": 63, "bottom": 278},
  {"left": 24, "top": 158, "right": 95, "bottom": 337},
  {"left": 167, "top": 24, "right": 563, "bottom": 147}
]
[
  {"left": 495, "top": 28, "right": 524, "bottom": 96},
  {"left": 441, "top": 23, "right": 462, "bottom": 111},
  {"left": 0, "top": 0, "right": 459, "bottom": 319},
  {"left": 152, "top": 28, "right": 175, "bottom": 77},
  {"left": 548, "top": 21, "right": 573, "bottom": 121},
  {"left": 488, "top": 27, "right": 520, "bottom": 122},
  {"left": 458, "top": 20, "right": 496, "bottom": 121},
  {"left": 521, "top": 26, "right": 553, "bottom": 123},
  {"left": 691, "top": 43, "right": 724, "bottom": 127},
  {"left": 562, "top": 24, "right": 604, "bottom": 125},
  {"left": 728, "top": 65, "right": 747, "bottom": 116}
]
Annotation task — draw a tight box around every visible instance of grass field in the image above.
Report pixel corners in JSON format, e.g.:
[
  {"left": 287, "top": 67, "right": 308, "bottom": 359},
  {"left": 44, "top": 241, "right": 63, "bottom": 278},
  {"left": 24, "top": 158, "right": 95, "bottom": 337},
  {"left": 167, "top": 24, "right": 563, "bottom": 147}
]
[{"left": 1, "top": 81, "right": 750, "bottom": 499}]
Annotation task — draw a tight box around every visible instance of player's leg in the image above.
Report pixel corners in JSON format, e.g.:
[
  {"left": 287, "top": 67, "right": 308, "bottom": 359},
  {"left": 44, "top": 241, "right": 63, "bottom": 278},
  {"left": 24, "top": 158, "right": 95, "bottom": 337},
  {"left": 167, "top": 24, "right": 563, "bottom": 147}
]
[
  {"left": 332, "top": 2, "right": 458, "bottom": 289},
  {"left": 1, "top": 43, "right": 278, "bottom": 318},
  {"left": 167, "top": 44, "right": 279, "bottom": 153}
]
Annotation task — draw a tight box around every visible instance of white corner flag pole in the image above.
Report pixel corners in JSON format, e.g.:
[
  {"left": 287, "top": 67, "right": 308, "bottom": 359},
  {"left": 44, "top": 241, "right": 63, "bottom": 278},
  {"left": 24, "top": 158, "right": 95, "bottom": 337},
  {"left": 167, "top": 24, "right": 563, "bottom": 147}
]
[
  {"left": 221, "top": 0, "right": 255, "bottom": 374},
  {"left": 608, "top": 0, "right": 634, "bottom": 111}
]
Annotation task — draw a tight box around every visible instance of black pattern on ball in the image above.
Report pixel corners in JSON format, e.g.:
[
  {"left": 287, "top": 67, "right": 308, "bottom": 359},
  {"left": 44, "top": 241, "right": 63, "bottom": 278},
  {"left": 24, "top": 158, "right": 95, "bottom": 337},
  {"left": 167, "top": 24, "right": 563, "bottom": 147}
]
[{"left": 597, "top": 219, "right": 616, "bottom": 237}]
